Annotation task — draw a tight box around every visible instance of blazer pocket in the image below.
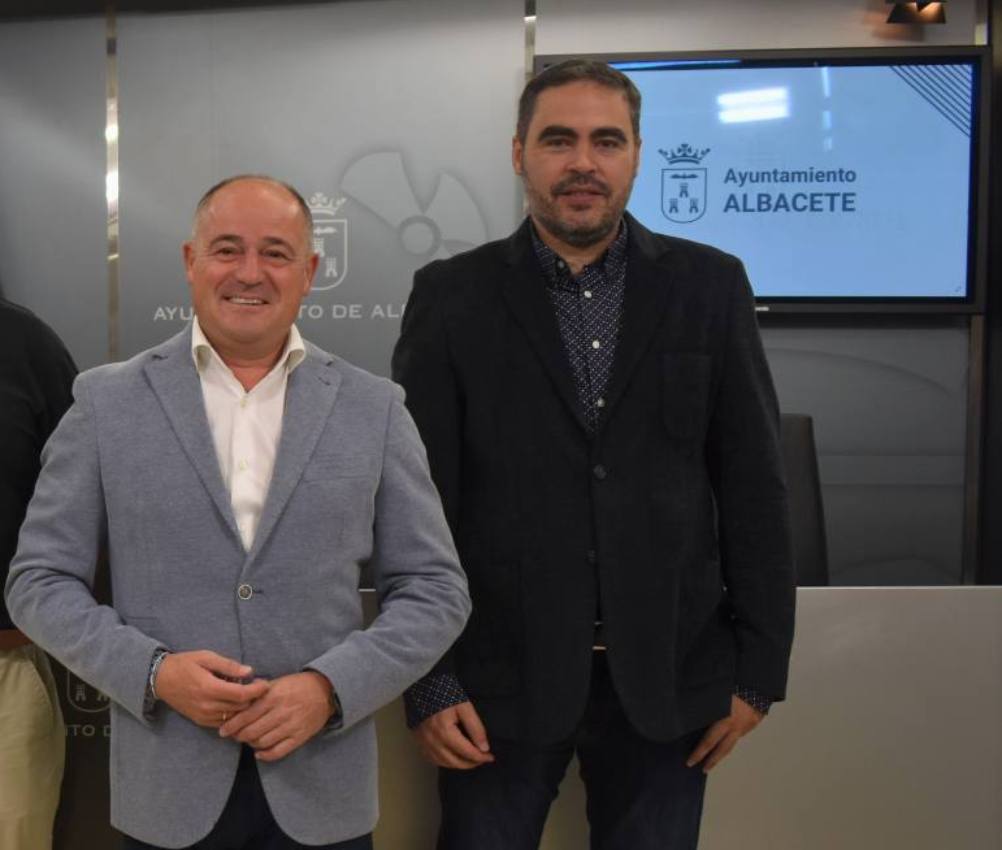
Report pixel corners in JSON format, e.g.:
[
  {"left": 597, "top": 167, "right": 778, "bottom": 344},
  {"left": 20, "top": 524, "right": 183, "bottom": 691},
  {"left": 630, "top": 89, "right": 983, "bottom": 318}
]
[{"left": 662, "top": 352, "right": 712, "bottom": 440}]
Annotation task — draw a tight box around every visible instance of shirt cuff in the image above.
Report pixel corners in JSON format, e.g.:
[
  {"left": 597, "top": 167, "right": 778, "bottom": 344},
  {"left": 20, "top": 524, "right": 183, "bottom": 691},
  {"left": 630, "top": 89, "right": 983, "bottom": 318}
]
[
  {"left": 404, "top": 672, "right": 469, "bottom": 728},
  {"left": 734, "top": 685, "right": 772, "bottom": 715}
]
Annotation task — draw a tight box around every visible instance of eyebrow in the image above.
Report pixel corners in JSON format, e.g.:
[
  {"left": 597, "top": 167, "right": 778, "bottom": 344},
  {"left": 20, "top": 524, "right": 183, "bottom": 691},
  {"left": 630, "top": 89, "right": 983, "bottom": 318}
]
[
  {"left": 535, "top": 125, "right": 629, "bottom": 143},
  {"left": 591, "top": 127, "right": 629, "bottom": 143},
  {"left": 207, "top": 234, "right": 245, "bottom": 248},
  {"left": 207, "top": 234, "right": 297, "bottom": 252},
  {"left": 260, "top": 236, "right": 296, "bottom": 252},
  {"left": 537, "top": 125, "right": 577, "bottom": 142}
]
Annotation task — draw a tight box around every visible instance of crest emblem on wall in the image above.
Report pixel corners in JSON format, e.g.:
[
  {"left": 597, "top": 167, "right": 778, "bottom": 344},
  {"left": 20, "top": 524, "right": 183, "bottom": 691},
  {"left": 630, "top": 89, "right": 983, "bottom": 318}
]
[
  {"left": 308, "top": 193, "right": 348, "bottom": 291},
  {"left": 66, "top": 669, "right": 110, "bottom": 714},
  {"left": 660, "top": 144, "right": 710, "bottom": 224}
]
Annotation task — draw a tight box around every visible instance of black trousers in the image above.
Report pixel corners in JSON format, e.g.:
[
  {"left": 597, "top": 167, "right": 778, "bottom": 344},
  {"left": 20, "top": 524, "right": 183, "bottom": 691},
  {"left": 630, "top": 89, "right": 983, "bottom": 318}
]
[
  {"left": 121, "top": 746, "right": 373, "bottom": 850},
  {"left": 437, "top": 653, "right": 708, "bottom": 850}
]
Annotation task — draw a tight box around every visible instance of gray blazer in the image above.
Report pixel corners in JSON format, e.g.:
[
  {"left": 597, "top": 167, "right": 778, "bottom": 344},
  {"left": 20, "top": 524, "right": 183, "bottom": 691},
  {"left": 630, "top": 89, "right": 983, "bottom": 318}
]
[{"left": 6, "top": 327, "right": 470, "bottom": 848}]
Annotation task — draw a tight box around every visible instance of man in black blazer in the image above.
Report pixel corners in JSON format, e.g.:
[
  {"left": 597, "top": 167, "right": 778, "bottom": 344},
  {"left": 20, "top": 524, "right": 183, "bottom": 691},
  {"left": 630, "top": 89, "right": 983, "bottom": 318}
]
[{"left": 392, "top": 60, "right": 795, "bottom": 849}]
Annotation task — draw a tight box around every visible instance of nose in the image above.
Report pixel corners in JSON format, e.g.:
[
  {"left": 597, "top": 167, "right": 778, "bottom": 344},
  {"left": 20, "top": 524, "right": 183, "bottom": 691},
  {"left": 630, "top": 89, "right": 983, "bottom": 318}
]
[
  {"left": 235, "top": 251, "right": 263, "bottom": 284},
  {"left": 567, "top": 142, "right": 597, "bottom": 173}
]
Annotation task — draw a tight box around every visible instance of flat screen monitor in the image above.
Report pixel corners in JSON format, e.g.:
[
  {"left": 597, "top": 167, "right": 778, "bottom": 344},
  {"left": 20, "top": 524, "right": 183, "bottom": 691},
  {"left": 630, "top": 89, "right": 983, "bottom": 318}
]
[{"left": 535, "top": 48, "right": 989, "bottom": 313}]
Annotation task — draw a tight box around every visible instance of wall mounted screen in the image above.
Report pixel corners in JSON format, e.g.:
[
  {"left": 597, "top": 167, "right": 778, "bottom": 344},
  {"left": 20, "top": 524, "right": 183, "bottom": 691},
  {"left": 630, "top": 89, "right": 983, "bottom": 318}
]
[{"left": 538, "top": 48, "right": 988, "bottom": 313}]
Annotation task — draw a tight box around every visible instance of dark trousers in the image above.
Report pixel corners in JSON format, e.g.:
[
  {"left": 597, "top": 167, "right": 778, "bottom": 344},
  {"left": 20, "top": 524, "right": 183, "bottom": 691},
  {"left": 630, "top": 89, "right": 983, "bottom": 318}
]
[
  {"left": 121, "top": 746, "right": 373, "bottom": 850},
  {"left": 437, "top": 653, "right": 707, "bottom": 850}
]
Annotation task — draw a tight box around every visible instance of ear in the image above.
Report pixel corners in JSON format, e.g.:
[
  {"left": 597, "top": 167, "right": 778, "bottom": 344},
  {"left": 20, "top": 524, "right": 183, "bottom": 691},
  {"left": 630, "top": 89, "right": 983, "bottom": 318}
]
[
  {"left": 303, "top": 252, "right": 319, "bottom": 296},
  {"left": 512, "top": 134, "right": 524, "bottom": 176},
  {"left": 633, "top": 136, "right": 642, "bottom": 176},
  {"left": 182, "top": 241, "right": 196, "bottom": 285}
]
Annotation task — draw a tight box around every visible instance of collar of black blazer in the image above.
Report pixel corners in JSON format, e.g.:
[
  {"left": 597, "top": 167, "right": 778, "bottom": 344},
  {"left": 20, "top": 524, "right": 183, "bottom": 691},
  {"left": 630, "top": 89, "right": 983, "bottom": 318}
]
[{"left": 498, "top": 213, "right": 677, "bottom": 434}]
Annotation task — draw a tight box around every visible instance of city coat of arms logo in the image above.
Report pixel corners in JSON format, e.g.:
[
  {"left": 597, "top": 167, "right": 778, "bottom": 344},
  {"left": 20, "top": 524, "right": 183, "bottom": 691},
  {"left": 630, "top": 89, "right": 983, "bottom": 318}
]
[
  {"left": 308, "top": 193, "right": 348, "bottom": 291},
  {"left": 66, "top": 668, "right": 109, "bottom": 714},
  {"left": 660, "top": 144, "right": 711, "bottom": 224}
]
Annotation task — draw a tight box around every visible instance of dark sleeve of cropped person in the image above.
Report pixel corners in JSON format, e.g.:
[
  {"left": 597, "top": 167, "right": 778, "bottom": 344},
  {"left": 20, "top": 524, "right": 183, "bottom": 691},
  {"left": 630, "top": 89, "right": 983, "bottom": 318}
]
[{"left": 0, "top": 298, "right": 77, "bottom": 636}]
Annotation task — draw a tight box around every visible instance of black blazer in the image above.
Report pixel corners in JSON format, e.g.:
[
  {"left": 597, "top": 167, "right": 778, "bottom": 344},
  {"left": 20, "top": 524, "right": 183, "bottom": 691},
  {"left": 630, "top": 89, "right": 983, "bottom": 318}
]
[{"left": 392, "top": 214, "right": 795, "bottom": 744}]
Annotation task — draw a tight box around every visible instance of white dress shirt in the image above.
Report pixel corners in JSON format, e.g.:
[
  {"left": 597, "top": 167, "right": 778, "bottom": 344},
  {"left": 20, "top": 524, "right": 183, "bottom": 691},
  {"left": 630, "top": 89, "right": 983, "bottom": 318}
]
[{"left": 191, "top": 319, "right": 305, "bottom": 550}]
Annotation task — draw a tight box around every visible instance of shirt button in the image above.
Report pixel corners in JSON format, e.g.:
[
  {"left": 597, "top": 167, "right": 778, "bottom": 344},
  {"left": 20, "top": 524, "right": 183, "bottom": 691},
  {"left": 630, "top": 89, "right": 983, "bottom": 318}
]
[
  {"left": 583, "top": 290, "right": 593, "bottom": 299},
  {"left": 596, "top": 397, "right": 606, "bottom": 409},
  {"left": 237, "top": 584, "right": 253, "bottom": 601},
  {"left": 238, "top": 459, "right": 248, "bottom": 471},
  {"left": 239, "top": 397, "right": 248, "bottom": 408},
  {"left": 592, "top": 464, "right": 607, "bottom": 480},
  {"left": 556, "top": 259, "right": 565, "bottom": 269},
  {"left": 586, "top": 549, "right": 597, "bottom": 565},
  {"left": 591, "top": 340, "right": 601, "bottom": 350}
]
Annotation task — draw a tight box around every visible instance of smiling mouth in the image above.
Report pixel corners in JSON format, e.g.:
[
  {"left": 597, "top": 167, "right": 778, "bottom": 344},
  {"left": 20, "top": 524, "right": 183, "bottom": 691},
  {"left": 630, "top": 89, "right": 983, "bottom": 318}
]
[{"left": 225, "top": 296, "right": 267, "bottom": 306}]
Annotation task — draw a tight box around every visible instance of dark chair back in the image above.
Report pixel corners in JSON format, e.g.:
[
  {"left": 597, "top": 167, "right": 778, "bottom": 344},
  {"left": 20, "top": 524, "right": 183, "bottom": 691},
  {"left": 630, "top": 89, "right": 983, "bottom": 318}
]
[{"left": 780, "top": 413, "right": 829, "bottom": 586}]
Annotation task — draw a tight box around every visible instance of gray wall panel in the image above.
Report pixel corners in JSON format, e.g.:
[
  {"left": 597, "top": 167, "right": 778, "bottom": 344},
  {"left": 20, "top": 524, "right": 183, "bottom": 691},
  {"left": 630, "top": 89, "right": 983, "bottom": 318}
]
[
  {"left": 117, "top": 1, "right": 524, "bottom": 375},
  {"left": 536, "top": 0, "right": 978, "bottom": 54},
  {"left": 0, "top": 18, "right": 108, "bottom": 369}
]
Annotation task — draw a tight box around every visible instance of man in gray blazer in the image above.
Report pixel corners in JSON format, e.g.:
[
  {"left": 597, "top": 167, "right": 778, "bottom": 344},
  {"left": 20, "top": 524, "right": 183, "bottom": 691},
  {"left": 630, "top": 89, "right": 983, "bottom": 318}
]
[{"left": 5, "top": 175, "right": 470, "bottom": 850}]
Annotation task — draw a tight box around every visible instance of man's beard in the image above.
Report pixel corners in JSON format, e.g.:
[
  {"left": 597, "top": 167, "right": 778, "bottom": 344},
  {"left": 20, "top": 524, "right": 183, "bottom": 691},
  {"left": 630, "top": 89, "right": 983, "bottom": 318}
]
[{"left": 524, "top": 174, "right": 629, "bottom": 248}]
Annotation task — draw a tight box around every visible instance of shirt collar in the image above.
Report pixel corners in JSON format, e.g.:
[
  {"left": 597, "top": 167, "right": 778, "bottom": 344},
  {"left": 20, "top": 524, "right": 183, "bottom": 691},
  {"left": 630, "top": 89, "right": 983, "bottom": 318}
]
[
  {"left": 530, "top": 217, "right": 629, "bottom": 288},
  {"left": 191, "top": 317, "right": 306, "bottom": 377}
]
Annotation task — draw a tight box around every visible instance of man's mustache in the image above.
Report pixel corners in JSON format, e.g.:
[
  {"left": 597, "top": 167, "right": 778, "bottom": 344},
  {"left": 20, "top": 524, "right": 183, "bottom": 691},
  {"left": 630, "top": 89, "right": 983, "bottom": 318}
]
[{"left": 552, "top": 176, "right": 611, "bottom": 196}]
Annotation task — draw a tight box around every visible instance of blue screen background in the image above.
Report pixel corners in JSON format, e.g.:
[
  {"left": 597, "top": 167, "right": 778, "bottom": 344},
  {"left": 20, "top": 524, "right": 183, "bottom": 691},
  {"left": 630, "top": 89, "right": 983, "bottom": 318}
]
[{"left": 620, "top": 61, "right": 975, "bottom": 299}]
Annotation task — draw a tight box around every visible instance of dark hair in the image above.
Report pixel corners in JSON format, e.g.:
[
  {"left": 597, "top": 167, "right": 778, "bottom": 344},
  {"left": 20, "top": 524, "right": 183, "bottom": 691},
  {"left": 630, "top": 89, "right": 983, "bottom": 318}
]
[
  {"left": 516, "top": 59, "right": 641, "bottom": 144},
  {"left": 192, "top": 174, "right": 313, "bottom": 244}
]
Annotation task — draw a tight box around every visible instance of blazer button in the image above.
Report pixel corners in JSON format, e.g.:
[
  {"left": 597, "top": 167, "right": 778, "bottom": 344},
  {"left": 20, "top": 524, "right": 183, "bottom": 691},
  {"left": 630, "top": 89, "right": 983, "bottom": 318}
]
[
  {"left": 237, "top": 584, "right": 253, "bottom": 601},
  {"left": 592, "top": 464, "right": 607, "bottom": 480}
]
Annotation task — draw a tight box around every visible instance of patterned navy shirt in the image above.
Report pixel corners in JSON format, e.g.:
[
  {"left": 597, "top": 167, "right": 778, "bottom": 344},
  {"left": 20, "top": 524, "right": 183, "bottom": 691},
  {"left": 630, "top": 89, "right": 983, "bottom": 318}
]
[
  {"left": 532, "top": 220, "right": 628, "bottom": 431},
  {"left": 403, "top": 218, "right": 772, "bottom": 725}
]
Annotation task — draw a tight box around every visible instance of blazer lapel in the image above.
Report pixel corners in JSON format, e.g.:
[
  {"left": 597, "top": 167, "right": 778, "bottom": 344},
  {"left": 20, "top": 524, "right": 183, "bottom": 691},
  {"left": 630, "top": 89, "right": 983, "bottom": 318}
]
[
  {"left": 143, "top": 328, "right": 241, "bottom": 542},
  {"left": 499, "top": 221, "right": 589, "bottom": 432},
  {"left": 247, "top": 349, "right": 341, "bottom": 562},
  {"left": 602, "top": 216, "right": 675, "bottom": 420}
]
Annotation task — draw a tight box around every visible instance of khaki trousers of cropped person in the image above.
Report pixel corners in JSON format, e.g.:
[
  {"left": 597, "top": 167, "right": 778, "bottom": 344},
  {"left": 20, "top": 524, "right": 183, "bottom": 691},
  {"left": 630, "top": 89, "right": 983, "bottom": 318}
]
[{"left": 0, "top": 644, "right": 65, "bottom": 850}]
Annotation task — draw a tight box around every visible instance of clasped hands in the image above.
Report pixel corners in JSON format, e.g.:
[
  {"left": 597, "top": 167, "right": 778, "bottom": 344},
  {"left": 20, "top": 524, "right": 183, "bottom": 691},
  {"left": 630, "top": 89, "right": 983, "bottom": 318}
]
[{"left": 155, "top": 650, "right": 334, "bottom": 762}]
